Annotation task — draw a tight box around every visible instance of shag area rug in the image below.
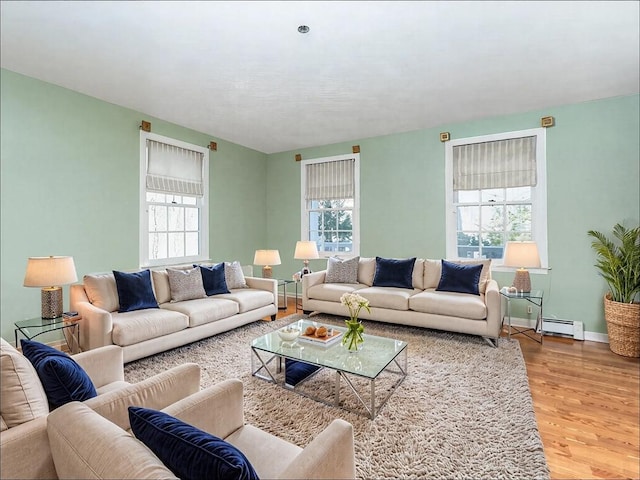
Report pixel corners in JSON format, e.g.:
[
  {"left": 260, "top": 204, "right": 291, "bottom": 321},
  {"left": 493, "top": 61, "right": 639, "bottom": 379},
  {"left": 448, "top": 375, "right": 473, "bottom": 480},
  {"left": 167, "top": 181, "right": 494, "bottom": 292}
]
[{"left": 124, "top": 313, "right": 549, "bottom": 480}]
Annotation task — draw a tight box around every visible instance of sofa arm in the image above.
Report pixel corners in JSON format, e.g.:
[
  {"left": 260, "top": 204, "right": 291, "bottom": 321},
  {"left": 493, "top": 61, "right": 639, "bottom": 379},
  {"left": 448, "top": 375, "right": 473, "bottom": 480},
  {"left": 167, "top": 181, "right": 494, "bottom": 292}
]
[
  {"left": 245, "top": 276, "right": 278, "bottom": 306},
  {"left": 74, "top": 345, "right": 124, "bottom": 388},
  {"left": 84, "top": 363, "right": 201, "bottom": 431},
  {"left": 279, "top": 419, "right": 356, "bottom": 479},
  {"left": 302, "top": 270, "right": 327, "bottom": 303},
  {"left": 0, "top": 416, "right": 57, "bottom": 480},
  {"left": 485, "top": 279, "right": 502, "bottom": 338},
  {"left": 71, "top": 284, "right": 114, "bottom": 351},
  {"left": 163, "top": 378, "right": 244, "bottom": 440}
]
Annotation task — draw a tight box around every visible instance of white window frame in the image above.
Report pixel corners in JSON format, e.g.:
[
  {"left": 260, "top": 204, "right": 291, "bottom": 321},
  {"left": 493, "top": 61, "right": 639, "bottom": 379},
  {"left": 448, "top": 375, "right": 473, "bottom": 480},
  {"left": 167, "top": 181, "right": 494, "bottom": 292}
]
[
  {"left": 300, "top": 153, "right": 360, "bottom": 258},
  {"left": 139, "top": 131, "right": 210, "bottom": 267},
  {"left": 445, "top": 128, "right": 548, "bottom": 272}
]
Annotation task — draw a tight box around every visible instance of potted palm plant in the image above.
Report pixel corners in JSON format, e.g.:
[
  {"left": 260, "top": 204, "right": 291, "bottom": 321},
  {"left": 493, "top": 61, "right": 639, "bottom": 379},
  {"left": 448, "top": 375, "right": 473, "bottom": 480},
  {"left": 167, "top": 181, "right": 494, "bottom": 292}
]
[{"left": 588, "top": 223, "right": 640, "bottom": 357}]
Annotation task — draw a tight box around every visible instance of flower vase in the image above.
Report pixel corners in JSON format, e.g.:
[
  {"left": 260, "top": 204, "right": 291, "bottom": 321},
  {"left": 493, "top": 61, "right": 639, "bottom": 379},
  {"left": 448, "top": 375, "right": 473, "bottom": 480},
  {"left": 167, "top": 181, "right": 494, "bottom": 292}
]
[{"left": 342, "top": 317, "right": 364, "bottom": 352}]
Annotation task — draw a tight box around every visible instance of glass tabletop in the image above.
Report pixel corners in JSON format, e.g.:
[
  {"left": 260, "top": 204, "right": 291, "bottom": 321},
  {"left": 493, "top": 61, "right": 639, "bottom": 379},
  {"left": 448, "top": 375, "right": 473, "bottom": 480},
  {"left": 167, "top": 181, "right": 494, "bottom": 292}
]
[
  {"left": 251, "top": 319, "right": 407, "bottom": 379},
  {"left": 15, "top": 316, "right": 73, "bottom": 338},
  {"left": 499, "top": 287, "right": 543, "bottom": 299}
]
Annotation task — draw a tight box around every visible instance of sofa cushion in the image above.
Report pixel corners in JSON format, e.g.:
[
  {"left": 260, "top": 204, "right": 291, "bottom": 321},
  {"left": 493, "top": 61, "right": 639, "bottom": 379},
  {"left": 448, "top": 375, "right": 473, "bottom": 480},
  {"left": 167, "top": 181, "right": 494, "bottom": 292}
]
[
  {"left": 162, "top": 298, "right": 240, "bottom": 328},
  {"left": 436, "top": 260, "right": 483, "bottom": 295},
  {"left": 307, "top": 283, "right": 366, "bottom": 303},
  {"left": 373, "top": 257, "right": 416, "bottom": 289},
  {"left": 424, "top": 258, "right": 492, "bottom": 293},
  {"left": 167, "top": 267, "right": 207, "bottom": 302},
  {"left": 84, "top": 272, "right": 120, "bottom": 312},
  {"left": 111, "top": 309, "right": 189, "bottom": 347},
  {"left": 412, "top": 258, "right": 425, "bottom": 290},
  {"left": 151, "top": 270, "right": 172, "bottom": 304},
  {"left": 129, "top": 406, "right": 259, "bottom": 480},
  {"left": 20, "top": 339, "right": 97, "bottom": 410},
  {"left": 198, "top": 263, "right": 230, "bottom": 296},
  {"left": 114, "top": 270, "right": 159, "bottom": 313},
  {"left": 357, "top": 257, "right": 376, "bottom": 286},
  {"left": 225, "top": 261, "right": 247, "bottom": 289},
  {"left": 409, "top": 289, "right": 487, "bottom": 319},
  {"left": 217, "top": 289, "right": 274, "bottom": 313},
  {"left": 355, "top": 287, "right": 416, "bottom": 311},
  {"left": 326, "top": 256, "right": 359, "bottom": 284},
  {"left": 0, "top": 338, "right": 49, "bottom": 429}
]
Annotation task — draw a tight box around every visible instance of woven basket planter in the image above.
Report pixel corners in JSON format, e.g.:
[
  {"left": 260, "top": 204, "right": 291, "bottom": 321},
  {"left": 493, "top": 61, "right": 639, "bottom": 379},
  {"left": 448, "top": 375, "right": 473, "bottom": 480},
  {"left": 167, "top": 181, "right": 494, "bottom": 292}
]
[{"left": 604, "top": 294, "right": 640, "bottom": 358}]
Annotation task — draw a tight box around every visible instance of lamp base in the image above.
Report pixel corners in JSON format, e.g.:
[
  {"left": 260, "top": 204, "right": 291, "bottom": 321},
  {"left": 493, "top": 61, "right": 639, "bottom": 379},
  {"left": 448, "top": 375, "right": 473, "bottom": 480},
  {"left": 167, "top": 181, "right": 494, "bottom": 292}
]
[
  {"left": 512, "top": 269, "right": 531, "bottom": 293},
  {"left": 41, "top": 286, "right": 63, "bottom": 319},
  {"left": 262, "top": 266, "right": 273, "bottom": 278}
]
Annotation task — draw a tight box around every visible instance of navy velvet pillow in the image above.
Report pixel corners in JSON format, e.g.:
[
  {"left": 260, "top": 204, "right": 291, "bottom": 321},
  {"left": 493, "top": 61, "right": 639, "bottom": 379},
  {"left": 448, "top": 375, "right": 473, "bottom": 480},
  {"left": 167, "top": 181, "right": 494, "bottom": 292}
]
[
  {"left": 197, "top": 263, "right": 230, "bottom": 296},
  {"left": 436, "top": 260, "right": 483, "bottom": 295},
  {"left": 128, "top": 407, "right": 259, "bottom": 480},
  {"left": 20, "top": 339, "right": 97, "bottom": 409},
  {"left": 372, "top": 257, "right": 416, "bottom": 289},
  {"left": 113, "top": 269, "right": 159, "bottom": 313},
  {"left": 284, "top": 359, "right": 321, "bottom": 387}
]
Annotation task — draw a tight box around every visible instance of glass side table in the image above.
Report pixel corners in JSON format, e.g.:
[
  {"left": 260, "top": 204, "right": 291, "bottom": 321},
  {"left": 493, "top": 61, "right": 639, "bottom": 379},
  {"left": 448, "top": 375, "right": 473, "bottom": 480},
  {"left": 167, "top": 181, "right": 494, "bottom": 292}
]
[
  {"left": 499, "top": 288, "right": 544, "bottom": 344},
  {"left": 14, "top": 316, "right": 81, "bottom": 353}
]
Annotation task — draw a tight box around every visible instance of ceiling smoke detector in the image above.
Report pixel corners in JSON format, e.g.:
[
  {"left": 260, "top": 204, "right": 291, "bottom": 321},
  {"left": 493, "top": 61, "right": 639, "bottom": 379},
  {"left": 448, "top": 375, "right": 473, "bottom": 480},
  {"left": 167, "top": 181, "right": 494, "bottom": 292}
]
[{"left": 298, "top": 25, "right": 310, "bottom": 34}]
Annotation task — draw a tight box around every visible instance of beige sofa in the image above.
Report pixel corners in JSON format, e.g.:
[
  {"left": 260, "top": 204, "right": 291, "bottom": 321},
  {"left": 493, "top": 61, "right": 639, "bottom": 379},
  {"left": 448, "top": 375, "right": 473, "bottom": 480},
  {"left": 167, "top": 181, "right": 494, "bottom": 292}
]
[
  {"left": 70, "top": 267, "right": 278, "bottom": 362},
  {"left": 0, "top": 338, "right": 200, "bottom": 479},
  {"left": 303, "top": 257, "right": 502, "bottom": 346},
  {"left": 47, "top": 378, "right": 356, "bottom": 479}
]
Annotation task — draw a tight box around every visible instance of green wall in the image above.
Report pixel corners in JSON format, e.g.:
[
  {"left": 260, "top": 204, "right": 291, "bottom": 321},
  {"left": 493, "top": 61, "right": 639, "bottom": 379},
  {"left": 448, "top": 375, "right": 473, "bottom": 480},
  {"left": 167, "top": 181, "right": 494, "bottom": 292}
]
[
  {"left": 266, "top": 95, "right": 640, "bottom": 335},
  {"left": 0, "top": 69, "right": 268, "bottom": 342},
  {"left": 2, "top": 67, "right": 638, "bottom": 341}
]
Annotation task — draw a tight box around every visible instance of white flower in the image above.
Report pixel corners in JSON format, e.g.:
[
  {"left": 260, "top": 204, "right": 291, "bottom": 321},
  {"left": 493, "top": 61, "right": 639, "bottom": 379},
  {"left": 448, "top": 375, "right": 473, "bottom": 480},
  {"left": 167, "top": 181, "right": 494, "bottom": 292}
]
[{"left": 340, "top": 292, "right": 371, "bottom": 319}]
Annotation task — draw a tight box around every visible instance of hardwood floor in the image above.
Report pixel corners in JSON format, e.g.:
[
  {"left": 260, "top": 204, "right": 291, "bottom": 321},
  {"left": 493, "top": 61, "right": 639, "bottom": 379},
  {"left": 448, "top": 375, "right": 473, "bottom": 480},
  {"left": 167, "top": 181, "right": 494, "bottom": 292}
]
[{"left": 275, "top": 303, "right": 640, "bottom": 480}]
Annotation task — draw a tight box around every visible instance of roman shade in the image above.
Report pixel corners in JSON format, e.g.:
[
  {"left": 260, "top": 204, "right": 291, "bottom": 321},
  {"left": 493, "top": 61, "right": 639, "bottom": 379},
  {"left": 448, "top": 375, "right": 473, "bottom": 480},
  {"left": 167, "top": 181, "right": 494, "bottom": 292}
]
[
  {"left": 453, "top": 136, "right": 536, "bottom": 191},
  {"left": 146, "top": 139, "right": 204, "bottom": 196},
  {"left": 304, "top": 158, "right": 355, "bottom": 200}
]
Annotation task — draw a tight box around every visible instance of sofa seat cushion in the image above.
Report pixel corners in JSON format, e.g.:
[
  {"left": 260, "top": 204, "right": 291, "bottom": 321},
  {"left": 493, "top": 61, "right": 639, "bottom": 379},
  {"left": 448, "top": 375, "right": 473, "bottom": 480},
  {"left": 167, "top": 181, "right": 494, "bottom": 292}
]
[
  {"left": 0, "top": 338, "right": 49, "bottom": 429},
  {"left": 112, "top": 309, "right": 189, "bottom": 347},
  {"left": 355, "top": 287, "right": 418, "bottom": 311},
  {"left": 225, "top": 424, "right": 302, "bottom": 480},
  {"left": 307, "top": 283, "right": 367, "bottom": 302},
  {"left": 162, "top": 298, "right": 240, "bottom": 327},
  {"left": 409, "top": 289, "right": 487, "bottom": 319},
  {"left": 217, "top": 289, "right": 273, "bottom": 313}
]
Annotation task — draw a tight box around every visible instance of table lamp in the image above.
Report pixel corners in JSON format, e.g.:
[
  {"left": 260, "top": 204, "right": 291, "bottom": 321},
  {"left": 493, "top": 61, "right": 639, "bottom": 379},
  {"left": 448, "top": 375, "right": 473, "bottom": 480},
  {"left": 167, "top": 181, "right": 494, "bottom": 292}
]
[
  {"left": 294, "top": 241, "right": 319, "bottom": 276},
  {"left": 502, "top": 241, "right": 540, "bottom": 292},
  {"left": 253, "top": 250, "right": 281, "bottom": 278},
  {"left": 24, "top": 256, "right": 78, "bottom": 319}
]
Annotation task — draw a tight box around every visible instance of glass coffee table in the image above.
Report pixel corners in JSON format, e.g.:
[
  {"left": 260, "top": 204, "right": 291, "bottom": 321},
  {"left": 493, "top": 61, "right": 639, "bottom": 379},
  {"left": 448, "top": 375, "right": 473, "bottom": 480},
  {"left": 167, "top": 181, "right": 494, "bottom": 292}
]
[{"left": 251, "top": 319, "right": 408, "bottom": 419}]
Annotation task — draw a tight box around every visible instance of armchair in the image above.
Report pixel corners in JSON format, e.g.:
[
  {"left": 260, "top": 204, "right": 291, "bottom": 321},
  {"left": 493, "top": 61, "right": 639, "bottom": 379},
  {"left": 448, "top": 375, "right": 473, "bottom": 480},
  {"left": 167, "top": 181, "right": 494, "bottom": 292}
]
[
  {"left": 0, "top": 338, "right": 200, "bottom": 479},
  {"left": 47, "top": 379, "right": 356, "bottom": 479}
]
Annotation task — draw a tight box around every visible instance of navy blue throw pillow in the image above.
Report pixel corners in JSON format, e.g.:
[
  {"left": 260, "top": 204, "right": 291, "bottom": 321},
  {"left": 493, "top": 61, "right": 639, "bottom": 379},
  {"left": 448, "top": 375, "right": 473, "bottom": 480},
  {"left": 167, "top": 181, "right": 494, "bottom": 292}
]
[
  {"left": 284, "top": 359, "right": 321, "bottom": 387},
  {"left": 197, "top": 263, "right": 230, "bottom": 296},
  {"left": 436, "top": 260, "right": 483, "bottom": 295},
  {"left": 128, "top": 407, "right": 259, "bottom": 480},
  {"left": 113, "top": 269, "right": 159, "bottom": 313},
  {"left": 20, "top": 339, "right": 97, "bottom": 409},
  {"left": 372, "top": 257, "right": 416, "bottom": 289}
]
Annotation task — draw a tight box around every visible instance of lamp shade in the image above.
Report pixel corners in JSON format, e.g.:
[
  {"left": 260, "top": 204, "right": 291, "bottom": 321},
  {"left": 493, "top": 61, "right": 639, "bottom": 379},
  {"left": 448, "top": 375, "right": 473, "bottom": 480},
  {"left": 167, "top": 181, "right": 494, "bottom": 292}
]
[
  {"left": 24, "top": 256, "right": 78, "bottom": 287},
  {"left": 253, "top": 250, "right": 281, "bottom": 266},
  {"left": 294, "top": 241, "right": 319, "bottom": 260},
  {"left": 502, "top": 242, "right": 541, "bottom": 268}
]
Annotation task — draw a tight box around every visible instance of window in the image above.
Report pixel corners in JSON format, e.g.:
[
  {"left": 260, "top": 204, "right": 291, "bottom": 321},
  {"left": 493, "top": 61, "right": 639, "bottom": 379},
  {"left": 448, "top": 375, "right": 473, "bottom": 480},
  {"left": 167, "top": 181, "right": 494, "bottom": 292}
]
[
  {"left": 445, "top": 129, "right": 548, "bottom": 268},
  {"left": 301, "top": 154, "right": 360, "bottom": 257},
  {"left": 140, "top": 132, "right": 209, "bottom": 267}
]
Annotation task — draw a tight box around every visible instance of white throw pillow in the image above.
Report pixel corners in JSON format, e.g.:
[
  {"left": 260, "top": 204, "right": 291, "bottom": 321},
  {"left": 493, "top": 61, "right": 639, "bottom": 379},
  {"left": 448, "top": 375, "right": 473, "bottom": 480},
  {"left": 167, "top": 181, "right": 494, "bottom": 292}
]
[{"left": 225, "top": 261, "right": 247, "bottom": 289}]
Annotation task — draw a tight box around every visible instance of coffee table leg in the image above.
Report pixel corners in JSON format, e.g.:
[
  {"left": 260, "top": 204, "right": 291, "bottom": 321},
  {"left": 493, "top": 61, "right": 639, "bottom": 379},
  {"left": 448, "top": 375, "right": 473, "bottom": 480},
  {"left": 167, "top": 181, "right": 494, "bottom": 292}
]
[{"left": 334, "top": 370, "right": 341, "bottom": 407}]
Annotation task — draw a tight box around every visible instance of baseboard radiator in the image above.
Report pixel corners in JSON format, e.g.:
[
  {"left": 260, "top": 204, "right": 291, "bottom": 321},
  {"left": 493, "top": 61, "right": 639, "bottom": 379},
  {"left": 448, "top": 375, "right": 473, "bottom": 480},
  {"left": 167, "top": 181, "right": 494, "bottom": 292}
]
[{"left": 542, "top": 318, "right": 584, "bottom": 340}]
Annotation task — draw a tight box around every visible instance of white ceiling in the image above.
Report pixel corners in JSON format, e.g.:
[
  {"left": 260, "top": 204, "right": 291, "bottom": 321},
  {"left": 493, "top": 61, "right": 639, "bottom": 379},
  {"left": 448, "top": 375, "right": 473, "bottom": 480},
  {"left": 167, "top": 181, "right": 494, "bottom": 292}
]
[{"left": 1, "top": 1, "right": 638, "bottom": 154}]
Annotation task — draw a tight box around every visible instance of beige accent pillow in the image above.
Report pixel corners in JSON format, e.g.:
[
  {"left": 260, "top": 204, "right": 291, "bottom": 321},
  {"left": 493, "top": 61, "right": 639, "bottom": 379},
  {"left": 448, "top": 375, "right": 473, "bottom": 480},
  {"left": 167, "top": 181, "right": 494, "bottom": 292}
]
[
  {"left": 412, "top": 259, "right": 425, "bottom": 290},
  {"left": 83, "top": 273, "right": 120, "bottom": 312},
  {"left": 0, "top": 338, "right": 49, "bottom": 429},
  {"left": 151, "top": 270, "right": 171, "bottom": 304},
  {"left": 225, "top": 261, "right": 247, "bottom": 289},
  {"left": 424, "top": 259, "right": 492, "bottom": 293},
  {"left": 166, "top": 267, "right": 207, "bottom": 302},
  {"left": 357, "top": 258, "right": 376, "bottom": 286}
]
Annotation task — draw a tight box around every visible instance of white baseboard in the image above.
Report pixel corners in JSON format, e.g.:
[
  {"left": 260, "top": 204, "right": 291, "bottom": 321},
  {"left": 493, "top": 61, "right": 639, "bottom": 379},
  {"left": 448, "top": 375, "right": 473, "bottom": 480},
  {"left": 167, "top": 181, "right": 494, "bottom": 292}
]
[{"left": 508, "top": 316, "right": 608, "bottom": 344}]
